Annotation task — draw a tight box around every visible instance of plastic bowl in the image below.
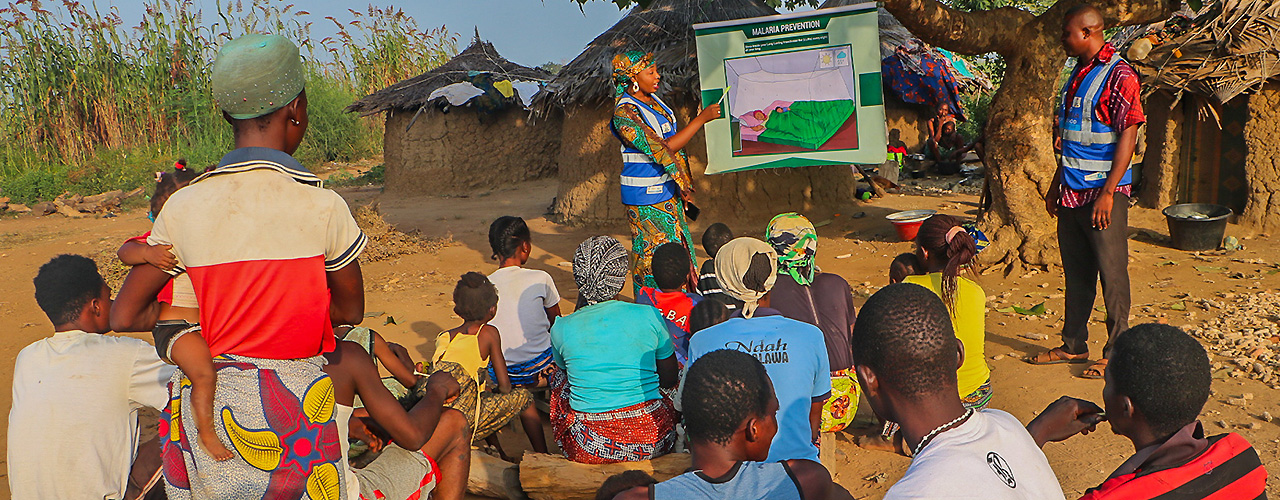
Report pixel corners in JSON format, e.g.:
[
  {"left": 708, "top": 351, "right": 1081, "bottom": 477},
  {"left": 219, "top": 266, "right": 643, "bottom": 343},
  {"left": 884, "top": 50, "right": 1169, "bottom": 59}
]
[{"left": 885, "top": 209, "right": 937, "bottom": 241}]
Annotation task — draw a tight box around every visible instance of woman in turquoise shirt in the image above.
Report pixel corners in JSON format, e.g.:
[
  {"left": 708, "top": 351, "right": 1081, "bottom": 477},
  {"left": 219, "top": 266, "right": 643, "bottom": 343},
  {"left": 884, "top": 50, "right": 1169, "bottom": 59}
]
[{"left": 548, "top": 235, "right": 680, "bottom": 464}]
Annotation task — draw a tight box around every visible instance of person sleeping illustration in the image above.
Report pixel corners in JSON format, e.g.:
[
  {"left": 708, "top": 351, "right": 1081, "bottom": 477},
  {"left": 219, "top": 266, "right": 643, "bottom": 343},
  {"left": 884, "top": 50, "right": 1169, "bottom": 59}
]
[{"left": 738, "top": 100, "right": 794, "bottom": 141}]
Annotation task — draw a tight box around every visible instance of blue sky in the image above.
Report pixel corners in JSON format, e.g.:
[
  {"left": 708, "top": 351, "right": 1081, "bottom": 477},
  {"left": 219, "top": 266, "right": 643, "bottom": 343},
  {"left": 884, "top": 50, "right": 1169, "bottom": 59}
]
[{"left": 106, "top": 1, "right": 630, "bottom": 66}]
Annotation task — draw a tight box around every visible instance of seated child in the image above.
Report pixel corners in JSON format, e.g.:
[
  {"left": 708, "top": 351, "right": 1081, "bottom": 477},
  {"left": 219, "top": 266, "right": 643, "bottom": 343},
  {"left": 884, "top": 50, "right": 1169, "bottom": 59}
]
[
  {"left": 116, "top": 165, "right": 232, "bottom": 461},
  {"left": 9, "top": 255, "right": 175, "bottom": 499},
  {"left": 334, "top": 325, "right": 419, "bottom": 393},
  {"left": 888, "top": 252, "right": 924, "bottom": 284},
  {"left": 689, "top": 297, "right": 729, "bottom": 336},
  {"left": 596, "top": 471, "right": 658, "bottom": 500},
  {"left": 432, "top": 272, "right": 546, "bottom": 457},
  {"left": 637, "top": 242, "right": 703, "bottom": 365},
  {"left": 611, "top": 349, "right": 840, "bottom": 500},
  {"left": 486, "top": 216, "right": 562, "bottom": 389},
  {"left": 696, "top": 223, "right": 743, "bottom": 311},
  {"left": 323, "top": 331, "right": 471, "bottom": 500}
]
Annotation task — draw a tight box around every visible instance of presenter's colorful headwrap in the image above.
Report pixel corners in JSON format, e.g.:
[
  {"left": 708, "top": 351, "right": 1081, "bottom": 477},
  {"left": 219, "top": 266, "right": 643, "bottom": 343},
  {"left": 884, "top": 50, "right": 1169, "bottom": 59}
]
[
  {"left": 212, "top": 34, "right": 306, "bottom": 120},
  {"left": 611, "top": 51, "right": 655, "bottom": 97},
  {"left": 767, "top": 212, "right": 818, "bottom": 286}
]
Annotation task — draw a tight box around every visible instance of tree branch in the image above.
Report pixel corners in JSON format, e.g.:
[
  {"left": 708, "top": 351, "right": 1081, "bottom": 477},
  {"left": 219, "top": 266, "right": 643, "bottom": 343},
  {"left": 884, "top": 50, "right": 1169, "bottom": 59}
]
[
  {"left": 882, "top": 0, "right": 1037, "bottom": 55},
  {"left": 1039, "top": 0, "right": 1178, "bottom": 28}
]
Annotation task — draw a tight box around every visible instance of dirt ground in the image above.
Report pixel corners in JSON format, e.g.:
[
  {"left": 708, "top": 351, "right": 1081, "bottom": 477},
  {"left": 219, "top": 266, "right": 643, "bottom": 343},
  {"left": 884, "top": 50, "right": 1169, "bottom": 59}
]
[{"left": 0, "top": 177, "right": 1277, "bottom": 499}]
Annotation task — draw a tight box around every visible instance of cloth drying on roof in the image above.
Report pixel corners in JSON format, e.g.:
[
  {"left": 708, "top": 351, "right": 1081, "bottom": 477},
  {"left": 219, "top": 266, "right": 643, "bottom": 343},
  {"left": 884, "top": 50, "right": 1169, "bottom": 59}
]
[
  {"left": 428, "top": 82, "right": 485, "bottom": 106},
  {"left": 882, "top": 46, "right": 966, "bottom": 120},
  {"left": 493, "top": 79, "right": 515, "bottom": 98},
  {"left": 512, "top": 80, "right": 542, "bottom": 108}
]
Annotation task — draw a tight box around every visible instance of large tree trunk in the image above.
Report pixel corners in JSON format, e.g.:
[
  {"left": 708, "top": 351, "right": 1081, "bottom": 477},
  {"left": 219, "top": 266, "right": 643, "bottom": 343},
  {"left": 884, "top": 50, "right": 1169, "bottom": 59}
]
[{"left": 880, "top": 0, "right": 1177, "bottom": 266}]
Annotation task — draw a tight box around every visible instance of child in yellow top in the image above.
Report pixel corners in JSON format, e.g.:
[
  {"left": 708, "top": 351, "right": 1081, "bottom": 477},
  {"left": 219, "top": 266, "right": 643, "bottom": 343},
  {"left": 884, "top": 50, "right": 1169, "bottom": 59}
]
[{"left": 431, "top": 272, "right": 546, "bottom": 459}]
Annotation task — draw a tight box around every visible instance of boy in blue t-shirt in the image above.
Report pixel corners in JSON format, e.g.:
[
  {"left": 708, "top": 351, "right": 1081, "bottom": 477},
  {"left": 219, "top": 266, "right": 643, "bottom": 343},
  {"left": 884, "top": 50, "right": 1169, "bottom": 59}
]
[
  {"left": 637, "top": 242, "right": 702, "bottom": 365},
  {"left": 608, "top": 349, "right": 839, "bottom": 500},
  {"left": 687, "top": 237, "right": 831, "bottom": 463}
]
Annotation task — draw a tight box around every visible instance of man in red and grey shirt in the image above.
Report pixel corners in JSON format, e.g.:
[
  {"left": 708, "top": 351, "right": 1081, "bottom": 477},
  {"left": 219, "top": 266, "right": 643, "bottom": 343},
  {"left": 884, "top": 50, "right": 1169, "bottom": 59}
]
[
  {"left": 1030, "top": 5, "right": 1143, "bottom": 378},
  {"left": 1027, "top": 324, "right": 1267, "bottom": 500}
]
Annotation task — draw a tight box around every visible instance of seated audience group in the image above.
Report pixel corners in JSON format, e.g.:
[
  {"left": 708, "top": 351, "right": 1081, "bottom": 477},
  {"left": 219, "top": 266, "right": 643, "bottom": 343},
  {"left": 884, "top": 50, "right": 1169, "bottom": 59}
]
[{"left": 9, "top": 170, "right": 1270, "bottom": 500}]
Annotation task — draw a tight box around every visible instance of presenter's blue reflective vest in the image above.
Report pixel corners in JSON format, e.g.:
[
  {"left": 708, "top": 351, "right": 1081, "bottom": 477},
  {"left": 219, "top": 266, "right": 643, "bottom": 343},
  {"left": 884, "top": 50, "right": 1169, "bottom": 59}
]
[
  {"left": 1058, "top": 55, "right": 1132, "bottom": 191},
  {"left": 613, "top": 94, "right": 681, "bottom": 206}
]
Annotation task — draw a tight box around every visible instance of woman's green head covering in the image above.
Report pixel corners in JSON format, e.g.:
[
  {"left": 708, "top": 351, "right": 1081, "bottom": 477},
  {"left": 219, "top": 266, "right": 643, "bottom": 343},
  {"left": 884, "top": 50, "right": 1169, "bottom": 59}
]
[
  {"left": 611, "top": 50, "right": 655, "bottom": 98},
  {"left": 212, "top": 34, "right": 305, "bottom": 120},
  {"left": 767, "top": 212, "right": 818, "bottom": 286}
]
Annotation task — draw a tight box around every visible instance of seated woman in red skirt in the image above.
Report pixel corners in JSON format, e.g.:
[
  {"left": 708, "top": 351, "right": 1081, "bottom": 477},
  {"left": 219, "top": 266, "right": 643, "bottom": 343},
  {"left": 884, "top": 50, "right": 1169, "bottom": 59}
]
[{"left": 548, "top": 235, "right": 680, "bottom": 464}]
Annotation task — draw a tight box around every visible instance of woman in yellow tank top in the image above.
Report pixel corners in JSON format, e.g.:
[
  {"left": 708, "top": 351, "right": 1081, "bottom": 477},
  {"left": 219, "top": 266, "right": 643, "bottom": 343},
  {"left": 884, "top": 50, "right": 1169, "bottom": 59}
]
[
  {"left": 429, "top": 272, "right": 548, "bottom": 460},
  {"left": 873, "top": 214, "right": 992, "bottom": 456}
]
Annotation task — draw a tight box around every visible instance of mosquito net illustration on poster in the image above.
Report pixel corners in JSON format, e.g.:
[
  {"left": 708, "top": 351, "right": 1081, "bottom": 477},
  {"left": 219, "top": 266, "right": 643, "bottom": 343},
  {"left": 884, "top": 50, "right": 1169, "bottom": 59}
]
[{"left": 694, "top": 5, "right": 885, "bottom": 174}]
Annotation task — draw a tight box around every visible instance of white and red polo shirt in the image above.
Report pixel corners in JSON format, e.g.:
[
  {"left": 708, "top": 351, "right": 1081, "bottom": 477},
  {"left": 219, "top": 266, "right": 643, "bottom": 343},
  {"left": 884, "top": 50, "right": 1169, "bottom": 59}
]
[{"left": 148, "top": 147, "right": 367, "bottom": 359}]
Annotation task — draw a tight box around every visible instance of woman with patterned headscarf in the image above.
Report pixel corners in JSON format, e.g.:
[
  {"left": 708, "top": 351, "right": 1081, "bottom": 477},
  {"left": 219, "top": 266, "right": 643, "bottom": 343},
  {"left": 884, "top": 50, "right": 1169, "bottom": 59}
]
[
  {"left": 611, "top": 50, "right": 722, "bottom": 295},
  {"left": 765, "top": 212, "right": 860, "bottom": 434},
  {"left": 547, "top": 236, "right": 680, "bottom": 463}
]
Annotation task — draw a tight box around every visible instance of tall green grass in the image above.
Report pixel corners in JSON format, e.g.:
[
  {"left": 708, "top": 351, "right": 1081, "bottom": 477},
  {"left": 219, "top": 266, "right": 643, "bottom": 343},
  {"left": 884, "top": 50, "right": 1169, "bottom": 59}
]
[{"left": 0, "top": 0, "right": 456, "bottom": 204}]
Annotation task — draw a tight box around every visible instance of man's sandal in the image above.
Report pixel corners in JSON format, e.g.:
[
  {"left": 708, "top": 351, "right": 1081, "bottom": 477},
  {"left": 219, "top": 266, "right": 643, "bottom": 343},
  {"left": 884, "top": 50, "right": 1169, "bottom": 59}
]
[
  {"left": 1078, "top": 358, "right": 1108, "bottom": 379},
  {"left": 1025, "top": 347, "right": 1090, "bottom": 365}
]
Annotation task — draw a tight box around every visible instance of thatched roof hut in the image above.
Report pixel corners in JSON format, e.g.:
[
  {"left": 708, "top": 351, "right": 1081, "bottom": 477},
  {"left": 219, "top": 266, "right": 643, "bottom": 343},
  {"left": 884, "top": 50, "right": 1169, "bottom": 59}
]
[
  {"left": 537, "top": 0, "right": 874, "bottom": 225},
  {"left": 1125, "top": 0, "right": 1280, "bottom": 231},
  {"left": 1127, "top": 0, "right": 1280, "bottom": 105},
  {"left": 349, "top": 32, "right": 560, "bottom": 195},
  {"left": 351, "top": 30, "right": 553, "bottom": 116},
  {"left": 533, "top": 0, "right": 776, "bottom": 116}
]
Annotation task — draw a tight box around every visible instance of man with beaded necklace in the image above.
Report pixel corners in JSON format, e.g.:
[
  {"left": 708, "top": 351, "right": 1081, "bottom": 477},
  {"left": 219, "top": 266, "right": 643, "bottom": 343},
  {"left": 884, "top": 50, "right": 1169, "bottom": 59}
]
[{"left": 852, "top": 284, "right": 1064, "bottom": 499}]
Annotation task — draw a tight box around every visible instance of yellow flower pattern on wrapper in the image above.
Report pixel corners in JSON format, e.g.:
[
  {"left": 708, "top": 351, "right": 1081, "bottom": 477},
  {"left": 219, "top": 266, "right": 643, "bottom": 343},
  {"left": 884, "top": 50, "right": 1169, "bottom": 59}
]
[
  {"left": 303, "top": 376, "right": 335, "bottom": 424},
  {"left": 306, "top": 462, "right": 342, "bottom": 500},
  {"left": 221, "top": 408, "right": 284, "bottom": 471}
]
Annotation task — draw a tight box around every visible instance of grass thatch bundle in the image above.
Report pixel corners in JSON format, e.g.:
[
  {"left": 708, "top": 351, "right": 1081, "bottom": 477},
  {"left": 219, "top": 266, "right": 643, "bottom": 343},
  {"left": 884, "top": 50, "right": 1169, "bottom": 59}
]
[
  {"left": 354, "top": 205, "right": 455, "bottom": 262},
  {"left": 1132, "top": 0, "right": 1280, "bottom": 104}
]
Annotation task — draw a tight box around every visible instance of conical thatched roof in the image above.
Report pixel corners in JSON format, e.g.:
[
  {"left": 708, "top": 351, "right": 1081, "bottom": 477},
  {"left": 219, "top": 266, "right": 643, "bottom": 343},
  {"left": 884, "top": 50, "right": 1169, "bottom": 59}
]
[
  {"left": 532, "top": 0, "right": 778, "bottom": 114},
  {"left": 348, "top": 31, "right": 552, "bottom": 115},
  {"left": 1127, "top": 0, "right": 1280, "bottom": 104}
]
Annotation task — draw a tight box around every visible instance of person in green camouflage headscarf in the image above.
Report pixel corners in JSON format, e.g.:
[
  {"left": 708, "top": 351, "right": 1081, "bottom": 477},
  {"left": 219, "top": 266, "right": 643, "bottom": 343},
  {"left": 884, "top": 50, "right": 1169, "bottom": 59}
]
[{"left": 766, "top": 212, "right": 818, "bottom": 286}]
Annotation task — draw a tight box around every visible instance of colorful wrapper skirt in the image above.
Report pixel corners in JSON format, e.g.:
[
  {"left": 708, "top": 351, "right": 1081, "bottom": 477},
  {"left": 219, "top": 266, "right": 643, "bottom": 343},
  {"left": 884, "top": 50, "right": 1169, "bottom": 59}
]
[
  {"left": 549, "top": 371, "right": 678, "bottom": 464},
  {"left": 625, "top": 198, "right": 695, "bottom": 296},
  {"left": 432, "top": 360, "right": 533, "bottom": 441},
  {"left": 488, "top": 346, "right": 558, "bottom": 387},
  {"left": 161, "top": 355, "right": 346, "bottom": 500},
  {"left": 820, "top": 369, "right": 860, "bottom": 433}
]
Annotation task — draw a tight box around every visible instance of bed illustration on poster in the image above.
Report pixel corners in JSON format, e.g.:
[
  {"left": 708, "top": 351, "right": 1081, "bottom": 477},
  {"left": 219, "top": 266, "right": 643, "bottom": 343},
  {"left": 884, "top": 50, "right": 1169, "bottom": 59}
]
[
  {"left": 727, "top": 45, "right": 858, "bottom": 156},
  {"left": 694, "top": 4, "right": 885, "bottom": 174}
]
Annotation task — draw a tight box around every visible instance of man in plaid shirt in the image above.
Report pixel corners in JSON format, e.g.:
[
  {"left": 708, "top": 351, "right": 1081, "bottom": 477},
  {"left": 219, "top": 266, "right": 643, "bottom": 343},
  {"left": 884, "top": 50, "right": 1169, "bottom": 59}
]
[{"left": 1028, "top": 5, "right": 1143, "bottom": 379}]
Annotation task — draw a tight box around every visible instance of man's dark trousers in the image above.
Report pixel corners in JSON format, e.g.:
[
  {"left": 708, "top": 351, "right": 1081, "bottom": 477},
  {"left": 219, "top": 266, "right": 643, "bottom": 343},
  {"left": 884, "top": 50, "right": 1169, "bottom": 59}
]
[{"left": 1058, "top": 192, "right": 1130, "bottom": 356}]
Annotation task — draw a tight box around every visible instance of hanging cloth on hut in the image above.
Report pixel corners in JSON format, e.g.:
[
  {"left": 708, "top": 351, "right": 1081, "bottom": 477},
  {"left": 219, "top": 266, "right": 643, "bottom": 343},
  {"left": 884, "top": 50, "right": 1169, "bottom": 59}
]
[
  {"left": 512, "top": 81, "right": 543, "bottom": 108},
  {"left": 493, "top": 79, "right": 515, "bottom": 98},
  {"left": 428, "top": 82, "right": 485, "bottom": 106},
  {"left": 881, "top": 46, "right": 966, "bottom": 120}
]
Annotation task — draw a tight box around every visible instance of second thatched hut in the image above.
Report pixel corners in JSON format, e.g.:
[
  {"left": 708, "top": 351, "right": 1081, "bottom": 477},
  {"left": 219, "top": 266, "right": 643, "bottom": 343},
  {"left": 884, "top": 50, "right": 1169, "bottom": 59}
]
[{"left": 350, "top": 33, "right": 559, "bottom": 195}]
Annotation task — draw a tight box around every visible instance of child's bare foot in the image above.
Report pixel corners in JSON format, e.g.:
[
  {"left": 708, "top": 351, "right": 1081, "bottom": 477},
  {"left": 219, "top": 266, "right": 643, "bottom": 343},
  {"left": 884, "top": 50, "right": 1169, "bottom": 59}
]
[{"left": 202, "top": 433, "right": 234, "bottom": 461}]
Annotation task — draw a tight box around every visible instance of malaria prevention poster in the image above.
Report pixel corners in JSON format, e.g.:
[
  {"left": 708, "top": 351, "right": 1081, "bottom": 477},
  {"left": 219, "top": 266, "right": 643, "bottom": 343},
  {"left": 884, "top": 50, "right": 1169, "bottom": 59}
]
[{"left": 693, "top": 4, "right": 886, "bottom": 174}]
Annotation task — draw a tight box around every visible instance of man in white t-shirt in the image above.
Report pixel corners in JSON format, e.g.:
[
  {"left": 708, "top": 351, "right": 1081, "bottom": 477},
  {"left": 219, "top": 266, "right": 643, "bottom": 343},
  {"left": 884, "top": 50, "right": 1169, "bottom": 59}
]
[
  {"left": 851, "top": 283, "right": 1065, "bottom": 499},
  {"left": 9, "top": 255, "right": 175, "bottom": 499}
]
